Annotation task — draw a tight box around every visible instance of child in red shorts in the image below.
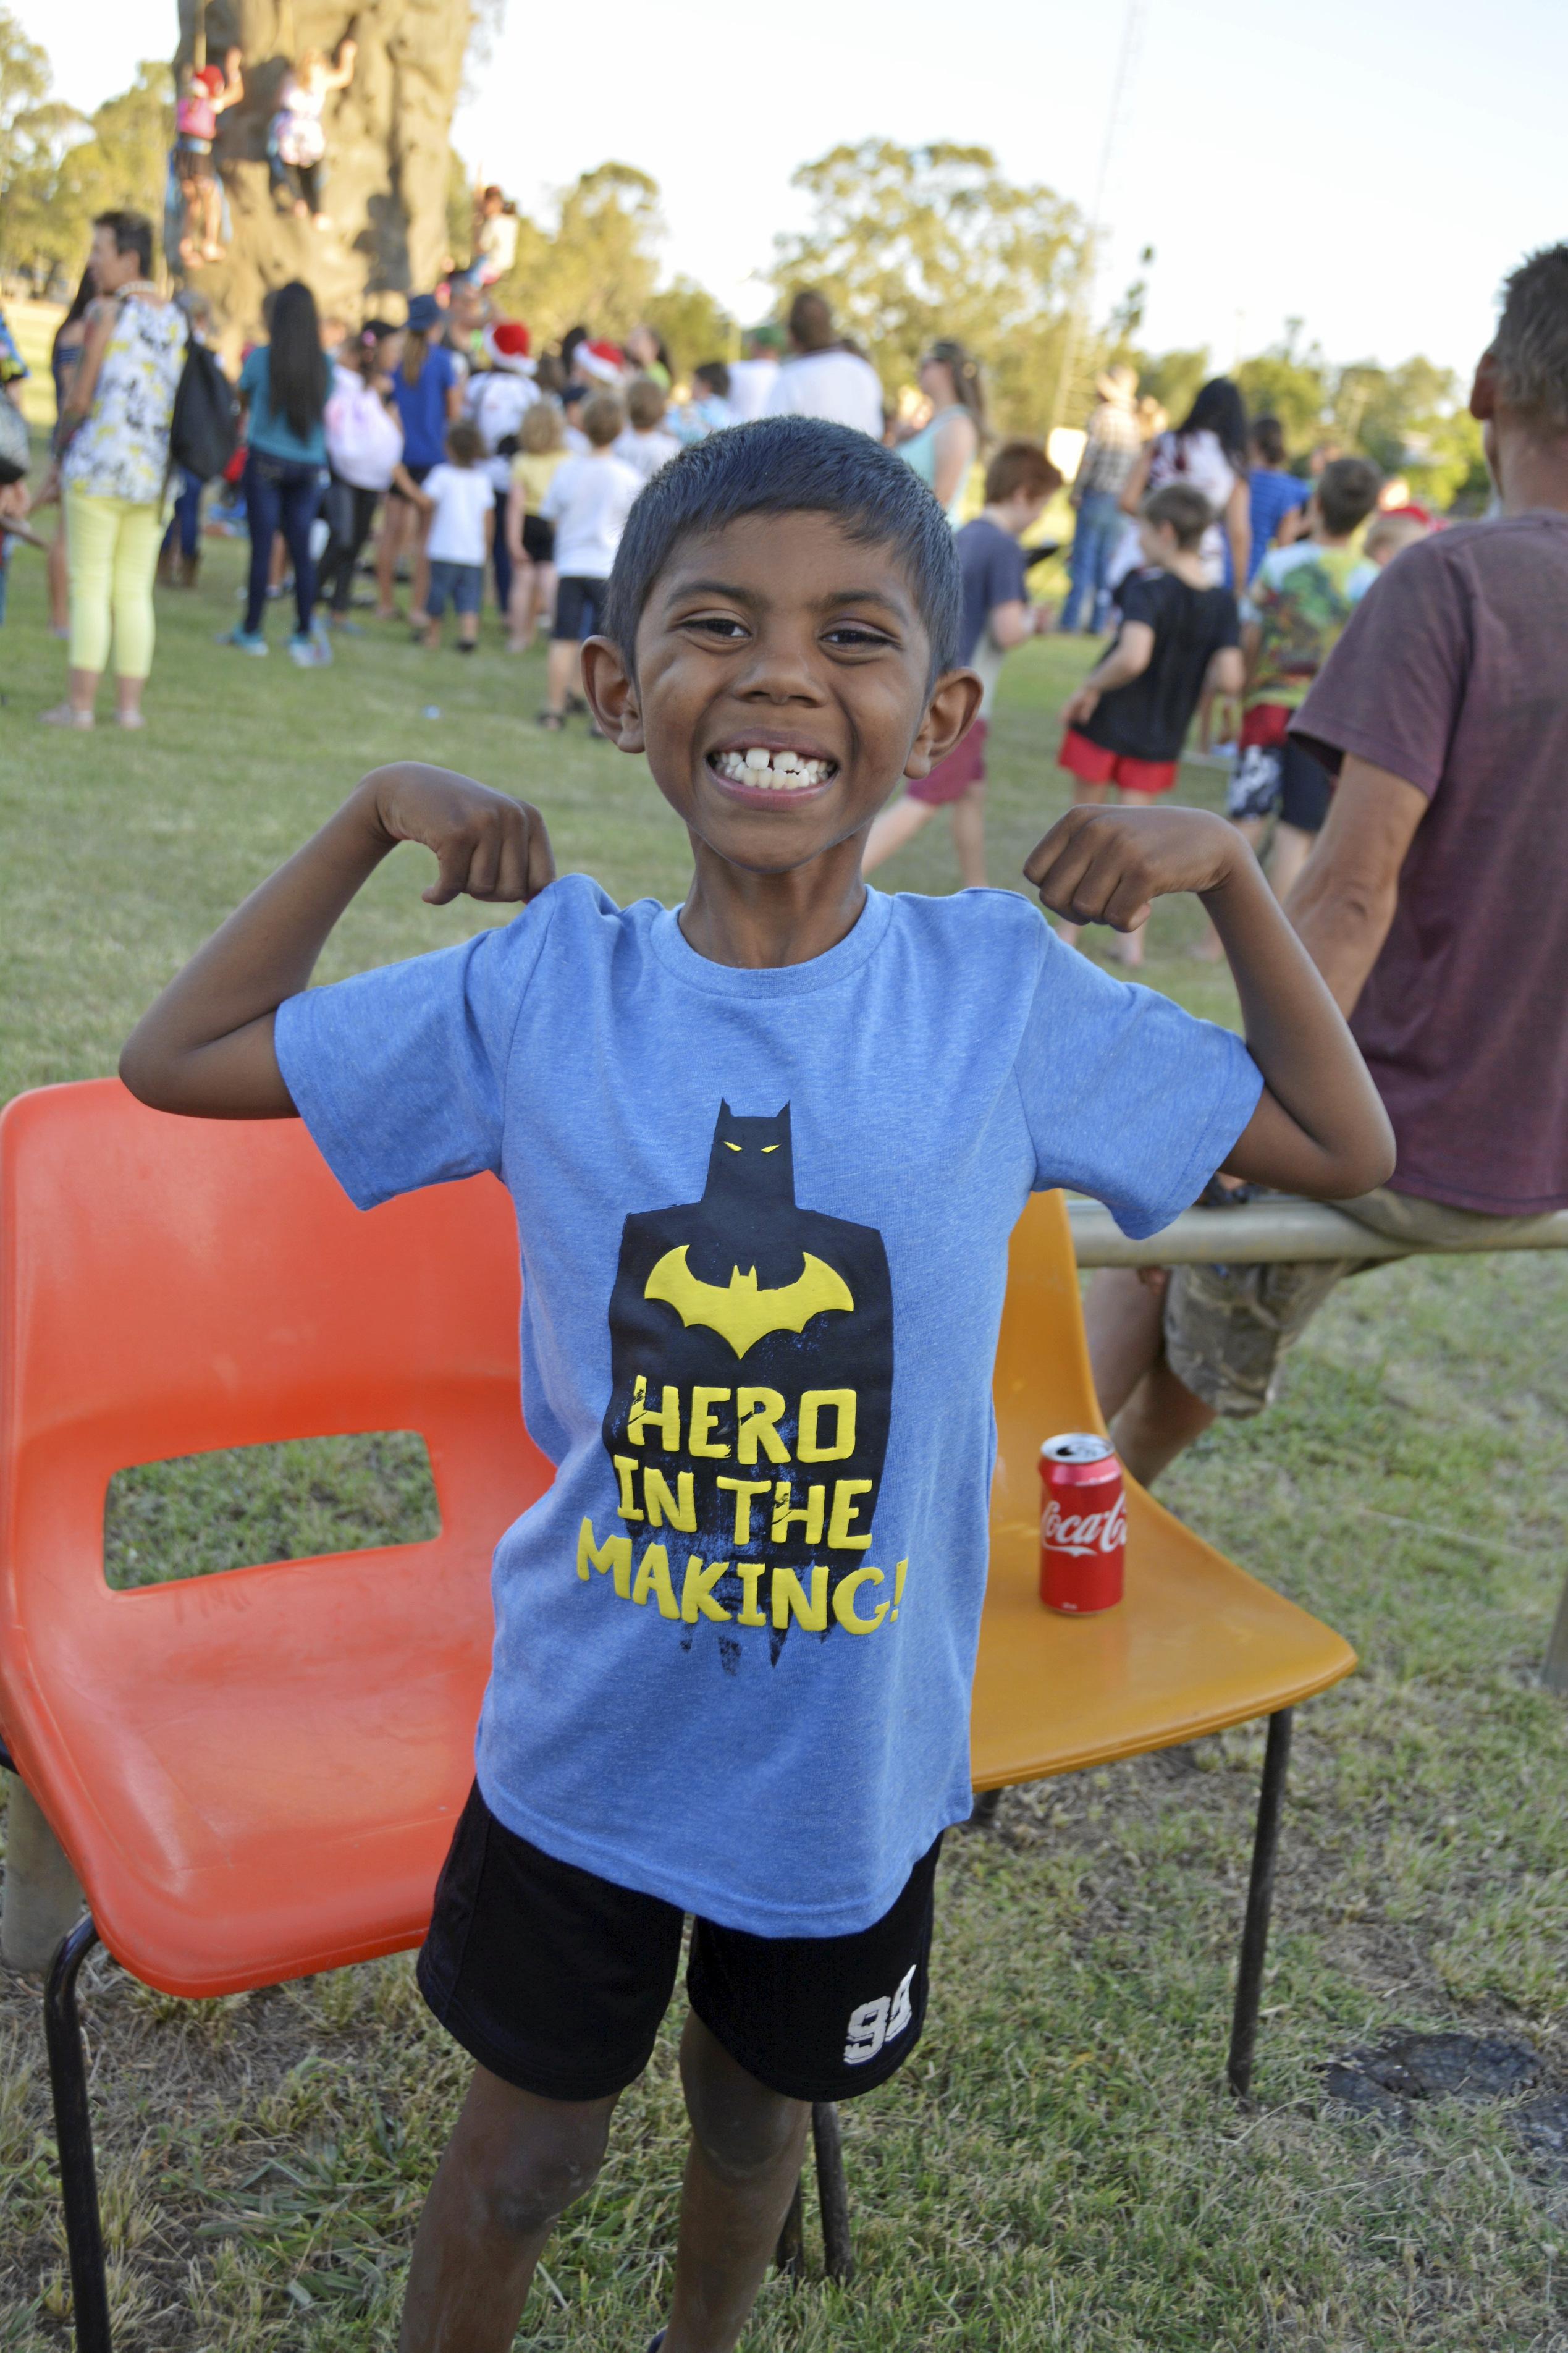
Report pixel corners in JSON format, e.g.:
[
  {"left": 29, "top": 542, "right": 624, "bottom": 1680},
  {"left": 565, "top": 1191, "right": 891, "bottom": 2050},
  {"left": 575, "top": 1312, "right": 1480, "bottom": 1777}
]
[{"left": 1058, "top": 481, "right": 1242, "bottom": 963}]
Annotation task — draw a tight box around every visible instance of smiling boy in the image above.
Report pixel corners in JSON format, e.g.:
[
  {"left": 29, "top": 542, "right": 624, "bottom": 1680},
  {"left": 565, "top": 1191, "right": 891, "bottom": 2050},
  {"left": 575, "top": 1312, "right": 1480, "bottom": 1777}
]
[{"left": 120, "top": 418, "right": 1391, "bottom": 2353}]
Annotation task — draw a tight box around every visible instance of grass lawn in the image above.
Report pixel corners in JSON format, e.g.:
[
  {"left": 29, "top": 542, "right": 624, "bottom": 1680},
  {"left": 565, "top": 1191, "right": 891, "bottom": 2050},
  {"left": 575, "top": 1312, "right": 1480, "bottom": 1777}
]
[{"left": 1, "top": 528, "right": 1566, "bottom": 2351}]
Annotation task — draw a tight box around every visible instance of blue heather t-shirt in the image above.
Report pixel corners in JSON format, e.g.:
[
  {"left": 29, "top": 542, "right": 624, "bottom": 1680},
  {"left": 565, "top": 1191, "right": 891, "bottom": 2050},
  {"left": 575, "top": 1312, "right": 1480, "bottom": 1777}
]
[{"left": 275, "top": 877, "right": 1261, "bottom": 1936}]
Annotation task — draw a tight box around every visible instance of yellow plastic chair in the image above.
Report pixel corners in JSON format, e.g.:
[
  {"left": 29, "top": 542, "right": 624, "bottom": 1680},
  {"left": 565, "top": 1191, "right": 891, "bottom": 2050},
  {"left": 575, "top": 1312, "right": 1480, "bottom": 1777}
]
[{"left": 790, "top": 1191, "right": 1356, "bottom": 2281}]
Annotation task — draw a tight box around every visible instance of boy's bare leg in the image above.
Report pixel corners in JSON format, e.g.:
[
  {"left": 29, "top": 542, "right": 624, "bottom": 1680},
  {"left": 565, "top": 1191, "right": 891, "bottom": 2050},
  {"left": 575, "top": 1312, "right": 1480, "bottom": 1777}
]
[
  {"left": 948, "top": 784, "right": 986, "bottom": 887},
  {"left": 1265, "top": 820, "right": 1314, "bottom": 902},
  {"left": 398, "top": 2064, "right": 617, "bottom": 2353},
  {"left": 1111, "top": 1363, "right": 1216, "bottom": 1487},
  {"left": 664, "top": 2016, "right": 810, "bottom": 2353},
  {"left": 543, "top": 636, "right": 579, "bottom": 717},
  {"left": 862, "top": 791, "right": 935, "bottom": 872},
  {"left": 1085, "top": 1266, "right": 1216, "bottom": 1485},
  {"left": 423, "top": 617, "right": 441, "bottom": 649},
  {"left": 1084, "top": 1267, "right": 1166, "bottom": 1419},
  {"left": 376, "top": 501, "right": 405, "bottom": 619},
  {"left": 41, "top": 665, "right": 101, "bottom": 725},
  {"left": 410, "top": 512, "right": 433, "bottom": 627}
]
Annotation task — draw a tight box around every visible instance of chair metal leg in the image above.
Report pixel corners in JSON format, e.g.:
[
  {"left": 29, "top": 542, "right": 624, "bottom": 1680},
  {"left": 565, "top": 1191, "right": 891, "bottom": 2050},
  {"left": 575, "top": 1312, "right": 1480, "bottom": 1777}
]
[
  {"left": 812, "top": 2100, "right": 853, "bottom": 2283},
  {"left": 773, "top": 2174, "right": 803, "bottom": 2276},
  {"left": 1226, "top": 1707, "right": 1292, "bottom": 2103},
  {"left": 44, "top": 1915, "right": 112, "bottom": 2353}
]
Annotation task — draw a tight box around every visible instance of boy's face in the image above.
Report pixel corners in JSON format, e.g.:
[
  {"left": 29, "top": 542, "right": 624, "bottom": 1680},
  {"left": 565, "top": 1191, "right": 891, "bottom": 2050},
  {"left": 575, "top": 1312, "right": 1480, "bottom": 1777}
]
[{"left": 582, "top": 513, "right": 979, "bottom": 877}]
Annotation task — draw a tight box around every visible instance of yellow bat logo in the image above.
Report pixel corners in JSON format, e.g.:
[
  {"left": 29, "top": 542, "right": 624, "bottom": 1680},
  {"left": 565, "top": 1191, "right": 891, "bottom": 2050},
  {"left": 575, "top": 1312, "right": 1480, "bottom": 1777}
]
[{"left": 644, "top": 1246, "right": 854, "bottom": 1359}]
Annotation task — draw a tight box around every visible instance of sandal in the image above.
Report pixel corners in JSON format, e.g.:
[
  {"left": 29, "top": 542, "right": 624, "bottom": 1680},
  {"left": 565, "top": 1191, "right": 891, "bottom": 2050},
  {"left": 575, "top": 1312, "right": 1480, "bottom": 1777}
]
[
  {"left": 40, "top": 703, "right": 94, "bottom": 729},
  {"left": 536, "top": 709, "right": 566, "bottom": 731},
  {"left": 564, "top": 691, "right": 589, "bottom": 717}
]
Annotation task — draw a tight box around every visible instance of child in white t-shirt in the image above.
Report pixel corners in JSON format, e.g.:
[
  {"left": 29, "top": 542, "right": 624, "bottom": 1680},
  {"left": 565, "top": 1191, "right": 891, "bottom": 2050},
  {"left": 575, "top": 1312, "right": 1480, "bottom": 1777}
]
[
  {"left": 537, "top": 392, "right": 643, "bottom": 729},
  {"left": 413, "top": 419, "right": 494, "bottom": 651},
  {"left": 614, "top": 378, "right": 683, "bottom": 484}
]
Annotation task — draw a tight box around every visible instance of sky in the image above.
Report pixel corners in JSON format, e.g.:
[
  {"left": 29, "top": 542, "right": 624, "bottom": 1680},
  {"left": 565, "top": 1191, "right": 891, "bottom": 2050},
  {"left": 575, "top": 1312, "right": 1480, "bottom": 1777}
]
[{"left": 15, "top": 0, "right": 1567, "bottom": 382}]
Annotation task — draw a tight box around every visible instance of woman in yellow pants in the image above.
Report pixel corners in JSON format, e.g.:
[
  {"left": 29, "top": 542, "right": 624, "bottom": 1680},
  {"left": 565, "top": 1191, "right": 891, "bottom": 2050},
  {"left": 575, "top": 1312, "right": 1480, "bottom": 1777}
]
[{"left": 42, "top": 210, "right": 187, "bottom": 730}]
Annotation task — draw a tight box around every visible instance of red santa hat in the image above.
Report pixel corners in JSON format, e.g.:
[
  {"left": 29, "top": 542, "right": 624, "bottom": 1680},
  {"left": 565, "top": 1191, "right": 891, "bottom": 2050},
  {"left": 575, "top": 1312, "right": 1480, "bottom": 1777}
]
[
  {"left": 484, "top": 321, "right": 534, "bottom": 374},
  {"left": 576, "top": 339, "right": 626, "bottom": 384}
]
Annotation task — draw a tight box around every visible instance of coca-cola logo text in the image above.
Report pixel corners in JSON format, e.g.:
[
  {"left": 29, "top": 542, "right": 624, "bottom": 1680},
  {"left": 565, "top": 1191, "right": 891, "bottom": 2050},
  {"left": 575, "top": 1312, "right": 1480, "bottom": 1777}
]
[{"left": 1042, "top": 1497, "right": 1127, "bottom": 1557}]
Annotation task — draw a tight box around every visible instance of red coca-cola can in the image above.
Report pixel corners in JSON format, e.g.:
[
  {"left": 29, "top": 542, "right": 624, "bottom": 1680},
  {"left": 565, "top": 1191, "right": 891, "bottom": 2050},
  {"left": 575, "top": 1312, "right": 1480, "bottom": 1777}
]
[{"left": 1039, "top": 1432, "right": 1126, "bottom": 1613}]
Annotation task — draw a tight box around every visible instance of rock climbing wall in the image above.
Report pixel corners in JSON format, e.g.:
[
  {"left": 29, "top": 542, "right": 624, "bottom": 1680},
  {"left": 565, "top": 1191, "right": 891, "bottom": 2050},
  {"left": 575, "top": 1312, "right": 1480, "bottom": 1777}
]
[{"left": 174, "top": 0, "right": 470, "bottom": 344}]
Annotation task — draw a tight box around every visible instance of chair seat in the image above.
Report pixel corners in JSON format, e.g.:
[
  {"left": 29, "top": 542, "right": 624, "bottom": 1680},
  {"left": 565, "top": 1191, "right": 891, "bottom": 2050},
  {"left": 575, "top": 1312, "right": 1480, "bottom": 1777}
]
[
  {"left": 972, "top": 1477, "right": 1354, "bottom": 1788},
  {"left": 15, "top": 1544, "right": 492, "bottom": 2000}
]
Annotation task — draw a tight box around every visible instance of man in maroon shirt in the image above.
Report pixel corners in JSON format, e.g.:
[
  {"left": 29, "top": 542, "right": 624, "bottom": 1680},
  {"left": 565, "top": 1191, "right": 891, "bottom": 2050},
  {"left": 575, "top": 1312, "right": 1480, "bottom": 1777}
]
[{"left": 1089, "top": 243, "right": 1568, "bottom": 1481}]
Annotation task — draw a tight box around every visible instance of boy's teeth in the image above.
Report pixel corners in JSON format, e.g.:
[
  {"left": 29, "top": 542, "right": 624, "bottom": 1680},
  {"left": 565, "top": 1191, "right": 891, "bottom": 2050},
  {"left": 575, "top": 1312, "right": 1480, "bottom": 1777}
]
[{"left": 714, "top": 748, "right": 833, "bottom": 790}]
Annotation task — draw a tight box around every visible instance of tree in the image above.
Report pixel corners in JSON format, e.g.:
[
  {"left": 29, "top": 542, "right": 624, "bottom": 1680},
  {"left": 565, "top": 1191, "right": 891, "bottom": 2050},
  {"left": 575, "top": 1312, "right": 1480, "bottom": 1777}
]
[
  {"left": 57, "top": 62, "right": 173, "bottom": 239},
  {"left": 645, "top": 276, "right": 735, "bottom": 376},
  {"left": 1236, "top": 322, "right": 1331, "bottom": 443},
  {"left": 770, "top": 140, "right": 1085, "bottom": 436},
  {"left": 174, "top": 0, "right": 475, "bottom": 344},
  {"left": 494, "top": 162, "right": 662, "bottom": 345},
  {"left": 0, "top": 7, "right": 80, "bottom": 283}
]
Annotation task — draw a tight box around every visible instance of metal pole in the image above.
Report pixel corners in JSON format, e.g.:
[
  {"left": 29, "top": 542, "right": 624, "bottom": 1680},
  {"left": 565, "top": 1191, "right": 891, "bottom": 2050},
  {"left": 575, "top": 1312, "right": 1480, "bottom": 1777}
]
[
  {"left": 1227, "top": 1709, "right": 1292, "bottom": 2103},
  {"left": 812, "top": 2102, "right": 854, "bottom": 2284},
  {"left": 1543, "top": 1569, "right": 1568, "bottom": 1697},
  {"left": 2, "top": 1773, "right": 85, "bottom": 1974},
  {"left": 1068, "top": 1196, "right": 1568, "bottom": 1270},
  {"left": 44, "top": 1916, "right": 112, "bottom": 2353}
]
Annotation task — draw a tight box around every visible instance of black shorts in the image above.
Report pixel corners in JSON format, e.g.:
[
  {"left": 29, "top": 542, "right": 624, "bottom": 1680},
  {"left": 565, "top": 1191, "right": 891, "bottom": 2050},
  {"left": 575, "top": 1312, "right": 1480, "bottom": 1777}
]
[
  {"left": 390, "top": 460, "right": 436, "bottom": 502},
  {"left": 1227, "top": 735, "right": 1333, "bottom": 833},
  {"left": 416, "top": 1782, "right": 942, "bottom": 2105},
  {"left": 552, "top": 574, "right": 608, "bottom": 642},
  {"left": 521, "top": 513, "right": 556, "bottom": 564}
]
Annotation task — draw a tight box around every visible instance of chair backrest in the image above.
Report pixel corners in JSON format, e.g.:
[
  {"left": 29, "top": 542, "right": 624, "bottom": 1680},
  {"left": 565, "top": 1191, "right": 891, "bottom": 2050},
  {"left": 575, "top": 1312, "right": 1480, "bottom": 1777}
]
[{"left": 0, "top": 1081, "right": 544, "bottom": 1778}]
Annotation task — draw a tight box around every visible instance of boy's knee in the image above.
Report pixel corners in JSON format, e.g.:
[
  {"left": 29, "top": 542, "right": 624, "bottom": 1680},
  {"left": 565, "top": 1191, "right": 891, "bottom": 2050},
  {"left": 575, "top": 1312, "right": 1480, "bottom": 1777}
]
[
  {"left": 466, "top": 2105, "right": 612, "bottom": 2243},
  {"left": 680, "top": 2027, "right": 807, "bottom": 2184}
]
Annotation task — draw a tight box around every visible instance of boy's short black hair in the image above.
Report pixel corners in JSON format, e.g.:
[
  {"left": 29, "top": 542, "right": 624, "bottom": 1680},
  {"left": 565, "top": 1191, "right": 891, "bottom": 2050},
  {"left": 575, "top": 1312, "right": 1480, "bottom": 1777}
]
[
  {"left": 1315, "top": 454, "right": 1382, "bottom": 535},
  {"left": 694, "top": 360, "right": 731, "bottom": 397},
  {"left": 1140, "top": 481, "right": 1213, "bottom": 550},
  {"left": 603, "top": 416, "right": 963, "bottom": 675}
]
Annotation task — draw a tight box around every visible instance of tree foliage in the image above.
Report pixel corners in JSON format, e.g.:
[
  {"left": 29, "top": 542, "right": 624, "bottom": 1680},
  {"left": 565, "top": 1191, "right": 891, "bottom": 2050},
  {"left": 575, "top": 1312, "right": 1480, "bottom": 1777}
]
[
  {"left": 0, "top": 16, "right": 170, "bottom": 287},
  {"left": 494, "top": 163, "right": 663, "bottom": 345},
  {"left": 770, "top": 140, "right": 1085, "bottom": 435}
]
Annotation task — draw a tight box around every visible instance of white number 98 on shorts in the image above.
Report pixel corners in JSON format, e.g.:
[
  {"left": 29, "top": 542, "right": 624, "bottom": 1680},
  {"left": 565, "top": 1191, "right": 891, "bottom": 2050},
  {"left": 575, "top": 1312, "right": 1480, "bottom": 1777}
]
[{"left": 843, "top": 1964, "right": 916, "bottom": 2065}]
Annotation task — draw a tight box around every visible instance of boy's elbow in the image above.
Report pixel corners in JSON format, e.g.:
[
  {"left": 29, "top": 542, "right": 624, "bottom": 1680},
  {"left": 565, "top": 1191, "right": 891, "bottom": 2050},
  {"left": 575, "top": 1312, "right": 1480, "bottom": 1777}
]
[{"left": 118, "top": 1028, "right": 176, "bottom": 1111}]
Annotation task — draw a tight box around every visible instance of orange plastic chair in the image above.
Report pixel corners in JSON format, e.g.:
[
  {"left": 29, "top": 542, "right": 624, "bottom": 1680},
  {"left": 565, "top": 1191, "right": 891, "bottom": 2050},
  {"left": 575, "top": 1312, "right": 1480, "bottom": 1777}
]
[
  {"left": 0, "top": 1079, "right": 549, "bottom": 2349},
  {"left": 1, "top": 1084, "right": 1354, "bottom": 2342}
]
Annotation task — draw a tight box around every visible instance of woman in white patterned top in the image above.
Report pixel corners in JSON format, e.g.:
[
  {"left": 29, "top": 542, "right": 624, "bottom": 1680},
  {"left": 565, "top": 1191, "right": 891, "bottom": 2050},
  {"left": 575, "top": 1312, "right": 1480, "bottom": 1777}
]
[{"left": 43, "top": 210, "right": 187, "bottom": 730}]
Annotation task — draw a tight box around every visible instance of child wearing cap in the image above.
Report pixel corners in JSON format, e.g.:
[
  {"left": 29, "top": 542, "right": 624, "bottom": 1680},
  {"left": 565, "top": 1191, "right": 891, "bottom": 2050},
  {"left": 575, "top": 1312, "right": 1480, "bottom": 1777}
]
[{"left": 120, "top": 415, "right": 1391, "bottom": 2353}]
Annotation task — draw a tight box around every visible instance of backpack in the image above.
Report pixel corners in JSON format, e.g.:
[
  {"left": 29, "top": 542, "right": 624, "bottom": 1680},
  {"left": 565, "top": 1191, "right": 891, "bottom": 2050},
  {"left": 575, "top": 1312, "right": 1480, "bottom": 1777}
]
[{"left": 169, "top": 340, "right": 240, "bottom": 483}]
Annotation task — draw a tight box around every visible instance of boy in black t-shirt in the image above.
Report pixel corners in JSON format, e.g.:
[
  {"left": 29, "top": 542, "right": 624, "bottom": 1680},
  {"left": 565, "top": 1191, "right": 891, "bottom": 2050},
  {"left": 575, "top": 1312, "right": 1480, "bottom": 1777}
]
[{"left": 1058, "top": 482, "right": 1242, "bottom": 963}]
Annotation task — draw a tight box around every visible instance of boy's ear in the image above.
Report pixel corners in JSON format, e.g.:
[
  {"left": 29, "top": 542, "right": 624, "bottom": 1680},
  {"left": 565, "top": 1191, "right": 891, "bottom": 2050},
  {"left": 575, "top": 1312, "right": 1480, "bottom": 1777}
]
[
  {"left": 580, "top": 636, "right": 645, "bottom": 753},
  {"left": 903, "top": 669, "right": 984, "bottom": 781}
]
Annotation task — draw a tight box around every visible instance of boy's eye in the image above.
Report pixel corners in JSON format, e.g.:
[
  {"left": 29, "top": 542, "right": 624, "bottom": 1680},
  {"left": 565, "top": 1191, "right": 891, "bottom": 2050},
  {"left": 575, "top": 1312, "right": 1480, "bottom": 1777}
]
[
  {"left": 824, "top": 622, "right": 895, "bottom": 651},
  {"left": 685, "top": 614, "right": 749, "bottom": 641}
]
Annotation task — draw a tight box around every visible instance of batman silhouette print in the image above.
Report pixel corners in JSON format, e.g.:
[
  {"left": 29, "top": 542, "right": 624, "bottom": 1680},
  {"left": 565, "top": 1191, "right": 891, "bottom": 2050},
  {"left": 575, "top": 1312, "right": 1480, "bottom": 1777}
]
[{"left": 601, "top": 1102, "right": 893, "bottom": 1668}]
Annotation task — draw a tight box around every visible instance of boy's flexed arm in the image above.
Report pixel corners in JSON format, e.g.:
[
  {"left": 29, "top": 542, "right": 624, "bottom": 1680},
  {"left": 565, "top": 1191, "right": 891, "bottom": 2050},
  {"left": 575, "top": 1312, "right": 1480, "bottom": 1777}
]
[
  {"left": 1024, "top": 805, "right": 1394, "bottom": 1200},
  {"left": 120, "top": 766, "right": 552, "bottom": 1120}
]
